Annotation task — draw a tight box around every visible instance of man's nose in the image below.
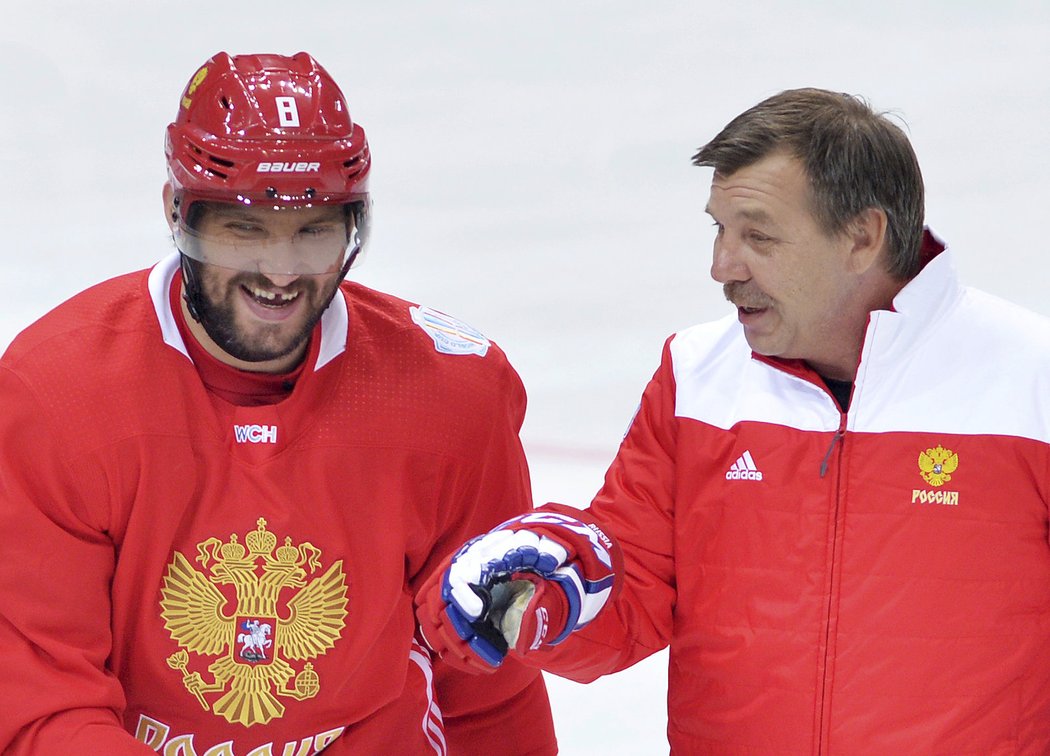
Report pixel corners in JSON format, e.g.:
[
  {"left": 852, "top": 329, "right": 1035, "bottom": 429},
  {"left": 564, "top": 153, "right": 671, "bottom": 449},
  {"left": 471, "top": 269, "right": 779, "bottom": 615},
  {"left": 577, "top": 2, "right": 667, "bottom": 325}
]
[
  {"left": 710, "top": 233, "right": 749, "bottom": 285},
  {"left": 258, "top": 271, "right": 301, "bottom": 288},
  {"left": 256, "top": 240, "right": 303, "bottom": 286}
]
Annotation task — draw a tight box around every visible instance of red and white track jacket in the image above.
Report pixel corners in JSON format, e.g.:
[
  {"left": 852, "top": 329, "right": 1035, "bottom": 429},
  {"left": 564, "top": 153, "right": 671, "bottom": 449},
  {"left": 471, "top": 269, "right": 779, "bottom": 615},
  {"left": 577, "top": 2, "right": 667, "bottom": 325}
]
[{"left": 540, "top": 237, "right": 1050, "bottom": 753}]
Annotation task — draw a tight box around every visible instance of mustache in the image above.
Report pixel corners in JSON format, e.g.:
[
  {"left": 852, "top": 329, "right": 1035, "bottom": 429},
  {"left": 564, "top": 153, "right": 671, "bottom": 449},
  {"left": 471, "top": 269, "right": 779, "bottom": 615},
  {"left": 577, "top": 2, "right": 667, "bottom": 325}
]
[
  {"left": 723, "top": 282, "right": 772, "bottom": 309},
  {"left": 233, "top": 271, "right": 317, "bottom": 295}
]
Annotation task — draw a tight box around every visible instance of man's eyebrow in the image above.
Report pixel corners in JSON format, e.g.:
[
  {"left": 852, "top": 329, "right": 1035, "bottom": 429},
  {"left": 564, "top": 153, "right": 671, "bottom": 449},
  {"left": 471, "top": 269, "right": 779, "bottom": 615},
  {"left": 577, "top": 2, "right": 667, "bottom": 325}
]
[
  {"left": 208, "top": 205, "right": 255, "bottom": 220},
  {"left": 739, "top": 207, "right": 774, "bottom": 223},
  {"left": 704, "top": 205, "right": 774, "bottom": 224},
  {"left": 208, "top": 204, "right": 344, "bottom": 222}
]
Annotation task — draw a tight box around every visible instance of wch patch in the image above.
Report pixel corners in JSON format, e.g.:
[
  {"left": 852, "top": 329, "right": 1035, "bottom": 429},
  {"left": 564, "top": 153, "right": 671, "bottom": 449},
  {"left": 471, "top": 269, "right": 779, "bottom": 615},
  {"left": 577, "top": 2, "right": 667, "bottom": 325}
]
[{"left": 410, "top": 305, "right": 490, "bottom": 357}]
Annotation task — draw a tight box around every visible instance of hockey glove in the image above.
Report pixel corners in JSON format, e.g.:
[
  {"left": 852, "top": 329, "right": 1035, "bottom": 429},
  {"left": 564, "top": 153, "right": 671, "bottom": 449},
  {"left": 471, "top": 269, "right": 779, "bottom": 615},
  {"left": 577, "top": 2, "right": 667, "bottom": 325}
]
[{"left": 415, "top": 509, "right": 619, "bottom": 674}]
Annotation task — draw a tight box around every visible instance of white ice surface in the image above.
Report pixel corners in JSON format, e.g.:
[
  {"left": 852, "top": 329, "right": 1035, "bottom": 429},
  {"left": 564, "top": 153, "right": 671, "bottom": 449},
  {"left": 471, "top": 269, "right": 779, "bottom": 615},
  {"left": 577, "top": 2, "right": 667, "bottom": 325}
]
[{"left": 3, "top": 2, "right": 1049, "bottom": 753}]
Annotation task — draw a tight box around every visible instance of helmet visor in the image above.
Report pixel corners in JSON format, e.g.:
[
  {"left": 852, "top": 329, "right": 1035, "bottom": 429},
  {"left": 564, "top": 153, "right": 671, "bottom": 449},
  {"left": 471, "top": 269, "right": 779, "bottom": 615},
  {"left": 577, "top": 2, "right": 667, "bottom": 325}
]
[{"left": 174, "top": 200, "right": 365, "bottom": 276}]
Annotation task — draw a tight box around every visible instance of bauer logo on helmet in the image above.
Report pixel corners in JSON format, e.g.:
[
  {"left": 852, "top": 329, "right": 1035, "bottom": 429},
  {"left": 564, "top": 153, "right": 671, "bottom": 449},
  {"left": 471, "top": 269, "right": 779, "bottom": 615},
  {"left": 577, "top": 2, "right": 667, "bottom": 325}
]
[{"left": 257, "top": 162, "right": 321, "bottom": 174}]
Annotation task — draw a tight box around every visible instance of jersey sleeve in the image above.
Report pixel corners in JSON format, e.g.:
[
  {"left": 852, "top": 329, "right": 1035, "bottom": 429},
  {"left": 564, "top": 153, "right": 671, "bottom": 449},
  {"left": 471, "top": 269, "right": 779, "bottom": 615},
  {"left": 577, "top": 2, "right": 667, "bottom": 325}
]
[
  {"left": 0, "top": 366, "right": 152, "bottom": 754},
  {"left": 406, "top": 353, "right": 557, "bottom": 755},
  {"left": 530, "top": 337, "right": 679, "bottom": 682}
]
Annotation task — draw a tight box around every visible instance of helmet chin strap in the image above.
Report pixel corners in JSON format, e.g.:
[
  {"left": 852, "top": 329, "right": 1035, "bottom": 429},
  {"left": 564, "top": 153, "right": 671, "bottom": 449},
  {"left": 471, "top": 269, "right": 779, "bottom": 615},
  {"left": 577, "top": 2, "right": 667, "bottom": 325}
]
[
  {"left": 179, "top": 252, "right": 205, "bottom": 324},
  {"left": 311, "top": 223, "right": 363, "bottom": 313}
]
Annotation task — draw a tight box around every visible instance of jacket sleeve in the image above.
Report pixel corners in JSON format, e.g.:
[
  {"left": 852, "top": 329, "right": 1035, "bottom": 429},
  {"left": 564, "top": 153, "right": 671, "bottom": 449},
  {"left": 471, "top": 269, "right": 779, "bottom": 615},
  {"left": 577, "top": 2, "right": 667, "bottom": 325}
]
[
  {"left": 407, "top": 353, "right": 557, "bottom": 755},
  {"left": 531, "top": 337, "right": 679, "bottom": 683},
  {"left": 0, "top": 366, "right": 152, "bottom": 754}
]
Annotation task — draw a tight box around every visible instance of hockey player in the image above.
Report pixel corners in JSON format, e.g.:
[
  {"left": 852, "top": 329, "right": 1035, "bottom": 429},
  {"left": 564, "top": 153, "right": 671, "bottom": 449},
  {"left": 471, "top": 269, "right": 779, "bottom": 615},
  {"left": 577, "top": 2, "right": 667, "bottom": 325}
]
[
  {"left": 417, "top": 88, "right": 1050, "bottom": 752},
  {"left": 0, "top": 52, "right": 556, "bottom": 754}
]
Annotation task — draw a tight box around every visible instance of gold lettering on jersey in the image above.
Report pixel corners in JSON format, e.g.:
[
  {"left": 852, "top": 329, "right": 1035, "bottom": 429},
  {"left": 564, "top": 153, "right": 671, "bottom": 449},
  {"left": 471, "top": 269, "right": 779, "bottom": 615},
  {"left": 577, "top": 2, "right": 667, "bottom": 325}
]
[
  {"left": 160, "top": 518, "right": 348, "bottom": 726},
  {"left": 135, "top": 714, "right": 346, "bottom": 755}
]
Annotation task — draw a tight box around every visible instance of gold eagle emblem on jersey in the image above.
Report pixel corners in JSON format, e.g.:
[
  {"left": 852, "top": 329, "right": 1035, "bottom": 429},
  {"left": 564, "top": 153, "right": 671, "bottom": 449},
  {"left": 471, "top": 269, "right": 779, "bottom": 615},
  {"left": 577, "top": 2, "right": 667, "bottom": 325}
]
[
  {"left": 918, "top": 445, "right": 959, "bottom": 487},
  {"left": 160, "top": 518, "right": 348, "bottom": 726}
]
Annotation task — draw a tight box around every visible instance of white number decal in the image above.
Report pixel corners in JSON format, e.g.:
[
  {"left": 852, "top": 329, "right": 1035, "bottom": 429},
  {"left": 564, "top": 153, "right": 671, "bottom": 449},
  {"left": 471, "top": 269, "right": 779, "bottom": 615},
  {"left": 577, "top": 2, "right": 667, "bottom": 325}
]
[{"left": 275, "top": 96, "right": 300, "bottom": 127}]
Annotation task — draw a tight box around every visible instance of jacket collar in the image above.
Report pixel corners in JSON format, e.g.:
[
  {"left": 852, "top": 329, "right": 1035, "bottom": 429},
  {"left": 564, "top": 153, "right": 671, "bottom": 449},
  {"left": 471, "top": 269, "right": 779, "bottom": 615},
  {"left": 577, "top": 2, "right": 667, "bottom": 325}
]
[{"left": 887, "top": 228, "right": 960, "bottom": 320}]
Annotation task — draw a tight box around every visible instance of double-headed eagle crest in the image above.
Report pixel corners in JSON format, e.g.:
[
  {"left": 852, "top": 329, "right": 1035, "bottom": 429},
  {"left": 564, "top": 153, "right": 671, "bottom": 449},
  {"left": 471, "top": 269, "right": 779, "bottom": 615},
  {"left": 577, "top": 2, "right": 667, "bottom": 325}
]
[
  {"left": 160, "top": 518, "right": 348, "bottom": 726},
  {"left": 918, "top": 445, "right": 959, "bottom": 487}
]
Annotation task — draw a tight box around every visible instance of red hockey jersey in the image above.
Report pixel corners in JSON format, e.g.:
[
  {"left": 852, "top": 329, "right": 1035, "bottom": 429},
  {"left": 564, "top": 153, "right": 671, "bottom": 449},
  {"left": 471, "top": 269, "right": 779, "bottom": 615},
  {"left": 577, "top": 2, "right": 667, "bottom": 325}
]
[
  {"left": 538, "top": 240, "right": 1050, "bottom": 753},
  {"left": 0, "top": 253, "right": 556, "bottom": 755}
]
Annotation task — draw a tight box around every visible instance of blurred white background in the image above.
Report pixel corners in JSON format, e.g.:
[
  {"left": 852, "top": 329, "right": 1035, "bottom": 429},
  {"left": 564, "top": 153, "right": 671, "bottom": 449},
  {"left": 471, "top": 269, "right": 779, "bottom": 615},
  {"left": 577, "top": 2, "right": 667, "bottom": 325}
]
[{"left": 3, "top": 2, "right": 1049, "bottom": 752}]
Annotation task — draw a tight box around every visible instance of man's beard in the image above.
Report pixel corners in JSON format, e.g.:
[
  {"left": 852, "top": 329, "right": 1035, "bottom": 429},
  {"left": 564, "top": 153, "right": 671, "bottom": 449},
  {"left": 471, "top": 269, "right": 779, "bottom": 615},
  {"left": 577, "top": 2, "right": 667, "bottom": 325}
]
[{"left": 182, "top": 257, "right": 342, "bottom": 365}]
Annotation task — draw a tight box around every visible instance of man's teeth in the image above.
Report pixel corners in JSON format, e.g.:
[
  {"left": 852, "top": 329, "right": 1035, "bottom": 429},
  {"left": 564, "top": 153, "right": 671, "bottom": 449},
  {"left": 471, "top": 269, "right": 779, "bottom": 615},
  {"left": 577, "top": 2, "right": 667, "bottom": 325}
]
[{"left": 248, "top": 285, "right": 299, "bottom": 302}]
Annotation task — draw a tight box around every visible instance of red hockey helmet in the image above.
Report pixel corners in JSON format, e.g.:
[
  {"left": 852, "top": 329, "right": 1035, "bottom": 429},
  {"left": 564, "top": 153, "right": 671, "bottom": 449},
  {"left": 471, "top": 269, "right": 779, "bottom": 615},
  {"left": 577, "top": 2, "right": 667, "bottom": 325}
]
[{"left": 165, "top": 52, "right": 371, "bottom": 275}]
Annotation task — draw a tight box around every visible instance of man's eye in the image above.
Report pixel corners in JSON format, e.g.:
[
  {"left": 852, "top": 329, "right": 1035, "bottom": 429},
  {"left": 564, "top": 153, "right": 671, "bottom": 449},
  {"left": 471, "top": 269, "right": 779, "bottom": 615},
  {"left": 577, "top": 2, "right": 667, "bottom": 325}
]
[
  {"left": 299, "top": 225, "right": 341, "bottom": 238},
  {"left": 748, "top": 231, "right": 773, "bottom": 244},
  {"left": 226, "top": 222, "right": 262, "bottom": 235}
]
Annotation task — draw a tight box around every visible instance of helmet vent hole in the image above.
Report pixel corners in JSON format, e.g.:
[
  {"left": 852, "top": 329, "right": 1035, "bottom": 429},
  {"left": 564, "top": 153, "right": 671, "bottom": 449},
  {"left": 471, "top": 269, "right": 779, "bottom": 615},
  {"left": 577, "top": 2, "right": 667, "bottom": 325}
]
[{"left": 220, "top": 96, "right": 233, "bottom": 110}]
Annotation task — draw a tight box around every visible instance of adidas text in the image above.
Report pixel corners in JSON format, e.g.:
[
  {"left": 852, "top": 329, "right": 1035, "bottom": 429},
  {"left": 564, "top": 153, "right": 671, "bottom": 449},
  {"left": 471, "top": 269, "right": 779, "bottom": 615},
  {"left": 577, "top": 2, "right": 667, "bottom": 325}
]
[
  {"left": 726, "top": 450, "right": 763, "bottom": 481},
  {"left": 725, "top": 469, "right": 763, "bottom": 481}
]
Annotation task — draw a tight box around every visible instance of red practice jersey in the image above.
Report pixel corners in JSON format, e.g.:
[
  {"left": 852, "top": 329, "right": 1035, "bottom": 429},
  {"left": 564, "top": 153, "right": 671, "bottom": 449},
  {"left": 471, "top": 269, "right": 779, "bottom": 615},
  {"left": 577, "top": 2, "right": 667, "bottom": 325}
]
[{"left": 0, "top": 253, "right": 556, "bottom": 755}]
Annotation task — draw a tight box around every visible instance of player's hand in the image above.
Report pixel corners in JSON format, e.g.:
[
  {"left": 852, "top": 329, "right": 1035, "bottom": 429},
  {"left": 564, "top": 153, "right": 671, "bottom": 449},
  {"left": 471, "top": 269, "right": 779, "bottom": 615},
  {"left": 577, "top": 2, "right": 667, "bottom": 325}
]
[{"left": 415, "top": 510, "right": 619, "bottom": 674}]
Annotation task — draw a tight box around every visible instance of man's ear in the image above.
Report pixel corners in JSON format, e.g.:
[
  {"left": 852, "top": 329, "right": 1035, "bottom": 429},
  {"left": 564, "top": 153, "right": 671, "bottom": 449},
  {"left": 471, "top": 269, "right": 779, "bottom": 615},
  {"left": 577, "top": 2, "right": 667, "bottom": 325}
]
[
  {"left": 846, "top": 207, "right": 889, "bottom": 275},
  {"left": 163, "top": 182, "right": 177, "bottom": 233}
]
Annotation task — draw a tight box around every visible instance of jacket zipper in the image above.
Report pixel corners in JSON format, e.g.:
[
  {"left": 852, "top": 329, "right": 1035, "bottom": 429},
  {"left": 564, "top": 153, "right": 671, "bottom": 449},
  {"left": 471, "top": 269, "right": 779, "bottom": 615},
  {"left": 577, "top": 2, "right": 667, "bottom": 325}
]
[
  {"left": 816, "top": 417, "right": 847, "bottom": 755},
  {"left": 819, "top": 429, "right": 844, "bottom": 478}
]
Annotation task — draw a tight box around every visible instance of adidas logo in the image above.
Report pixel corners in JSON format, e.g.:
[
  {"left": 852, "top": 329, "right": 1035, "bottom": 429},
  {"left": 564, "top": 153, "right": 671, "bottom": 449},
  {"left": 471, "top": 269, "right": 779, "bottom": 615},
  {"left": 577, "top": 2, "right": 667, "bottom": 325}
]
[{"left": 725, "top": 450, "right": 763, "bottom": 481}]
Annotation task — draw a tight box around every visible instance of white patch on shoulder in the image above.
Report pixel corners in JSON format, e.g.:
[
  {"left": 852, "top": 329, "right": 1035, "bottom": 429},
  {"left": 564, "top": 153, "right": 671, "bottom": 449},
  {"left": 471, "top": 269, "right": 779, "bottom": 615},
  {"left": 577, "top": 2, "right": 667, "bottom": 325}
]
[{"left": 410, "top": 305, "right": 491, "bottom": 357}]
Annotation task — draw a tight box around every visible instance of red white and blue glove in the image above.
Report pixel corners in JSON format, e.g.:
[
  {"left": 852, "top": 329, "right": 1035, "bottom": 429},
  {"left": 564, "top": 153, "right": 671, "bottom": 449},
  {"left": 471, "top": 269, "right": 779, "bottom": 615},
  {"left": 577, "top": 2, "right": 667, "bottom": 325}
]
[{"left": 415, "top": 509, "right": 620, "bottom": 673}]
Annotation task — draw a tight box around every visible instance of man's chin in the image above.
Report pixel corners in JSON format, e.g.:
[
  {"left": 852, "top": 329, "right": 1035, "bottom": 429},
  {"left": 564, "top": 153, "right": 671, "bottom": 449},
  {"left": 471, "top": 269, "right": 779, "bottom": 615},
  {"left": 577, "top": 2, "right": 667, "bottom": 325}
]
[
  {"left": 210, "top": 319, "right": 310, "bottom": 365},
  {"left": 741, "top": 334, "right": 783, "bottom": 359},
  {"left": 231, "top": 337, "right": 306, "bottom": 365}
]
